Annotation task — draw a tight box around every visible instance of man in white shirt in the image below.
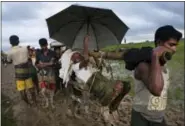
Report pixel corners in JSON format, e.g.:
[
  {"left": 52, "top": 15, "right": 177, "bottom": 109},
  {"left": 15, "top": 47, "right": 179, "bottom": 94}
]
[{"left": 6, "top": 35, "right": 36, "bottom": 105}]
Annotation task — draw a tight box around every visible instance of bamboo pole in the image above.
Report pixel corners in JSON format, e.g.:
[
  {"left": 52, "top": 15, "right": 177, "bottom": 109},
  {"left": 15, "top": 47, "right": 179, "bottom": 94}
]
[{"left": 88, "top": 50, "right": 128, "bottom": 60}]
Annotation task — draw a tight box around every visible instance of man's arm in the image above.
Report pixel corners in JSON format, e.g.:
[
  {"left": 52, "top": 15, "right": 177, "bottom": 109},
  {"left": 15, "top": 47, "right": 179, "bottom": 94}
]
[
  {"left": 83, "top": 35, "right": 89, "bottom": 60},
  {"left": 35, "top": 50, "right": 44, "bottom": 68},
  {"left": 134, "top": 54, "right": 164, "bottom": 96},
  {"left": 42, "top": 51, "right": 56, "bottom": 66},
  {"left": 6, "top": 53, "right": 12, "bottom": 63}
]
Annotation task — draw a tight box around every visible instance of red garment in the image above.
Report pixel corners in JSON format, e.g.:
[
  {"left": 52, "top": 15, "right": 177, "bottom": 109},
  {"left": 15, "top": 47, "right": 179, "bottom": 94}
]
[{"left": 40, "top": 81, "right": 56, "bottom": 90}]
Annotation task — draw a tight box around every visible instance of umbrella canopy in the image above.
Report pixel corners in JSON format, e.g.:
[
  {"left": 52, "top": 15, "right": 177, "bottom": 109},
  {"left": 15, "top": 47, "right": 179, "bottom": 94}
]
[{"left": 46, "top": 4, "right": 129, "bottom": 50}]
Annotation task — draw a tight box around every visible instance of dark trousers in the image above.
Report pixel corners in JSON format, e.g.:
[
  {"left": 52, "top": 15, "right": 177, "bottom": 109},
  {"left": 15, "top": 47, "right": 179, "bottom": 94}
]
[
  {"left": 55, "top": 69, "right": 62, "bottom": 91},
  {"left": 131, "top": 109, "right": 167, "bottom": 126}
]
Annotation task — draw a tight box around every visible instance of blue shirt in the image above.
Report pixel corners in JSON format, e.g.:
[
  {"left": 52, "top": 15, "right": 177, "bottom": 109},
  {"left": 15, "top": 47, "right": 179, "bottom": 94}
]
[{"left": 35, "top": 49, "right": 56, "bottom": 65}]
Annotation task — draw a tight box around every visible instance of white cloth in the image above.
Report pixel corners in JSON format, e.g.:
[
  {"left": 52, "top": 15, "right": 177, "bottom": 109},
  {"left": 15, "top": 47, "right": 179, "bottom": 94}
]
[
  {"left": 31, "top": 57, "right": 36, "bottom": 66},
  {"left": 59, "top": 49, "right": 78, "bottom": 87},
  {"left": 59, "top": 49, "right": 99, "bottom": 87},
  {"left": 6, "top": 46, "right": 29, "bottom": 65},
  {"left": 72, "top": 63, "right": 97, "bottom": 83}
]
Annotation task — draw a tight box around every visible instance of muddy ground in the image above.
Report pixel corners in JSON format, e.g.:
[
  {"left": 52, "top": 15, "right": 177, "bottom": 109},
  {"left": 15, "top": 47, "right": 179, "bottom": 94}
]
[{"left": 1, "top": 64, "right": 184, "bottom": 126}]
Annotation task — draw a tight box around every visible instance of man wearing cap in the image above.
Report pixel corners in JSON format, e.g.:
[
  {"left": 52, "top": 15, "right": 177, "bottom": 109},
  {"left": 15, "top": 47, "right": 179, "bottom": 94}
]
[
  {"left": 50, "top": 42, "right": 65, "bottom": 93},
  {"left": 130, "top": 25, "right": 182, "bottom": 126},
  {"left": 35, "top": 38, "right": 56, "bottom": 108},
  {"left": 6, "top": 35, "right": 36, "bottom": 105}
]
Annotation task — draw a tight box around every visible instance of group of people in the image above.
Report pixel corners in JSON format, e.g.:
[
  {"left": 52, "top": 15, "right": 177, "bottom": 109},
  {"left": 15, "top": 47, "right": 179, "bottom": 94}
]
[
  {"left": 6, "top": 37, "right": 59, "bottom": 106},
  {"left": 5, "top": 25, "right": 182, "bottom": 126}
]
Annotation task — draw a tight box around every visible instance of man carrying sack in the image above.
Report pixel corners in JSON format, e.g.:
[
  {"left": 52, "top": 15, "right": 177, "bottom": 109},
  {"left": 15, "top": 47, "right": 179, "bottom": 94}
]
[{"left": 88, "top": 25, "right": 182, "bottom": 126}]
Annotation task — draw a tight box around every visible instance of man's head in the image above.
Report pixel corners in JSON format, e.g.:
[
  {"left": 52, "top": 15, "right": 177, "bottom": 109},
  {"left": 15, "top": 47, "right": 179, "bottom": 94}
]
[
  {"left": 39, "top": 38, "right": 48, "bottom": 51},
  {"left": 9, "top": 35, "right": 19, "bottom": 46},
  {"left": 154, "top": 25, "right": 182, "bottom": 54},
  {"left": 71, "top": 52, "right": 84, "bottom": 63},
  {"left": 53, "top": 47, "right": 61, "bottom": 58},
  {"left": 54, "top": 47, "right": 61, "bottom": 54},
  {"left": 114, "top": 80, "right": 131, "bottom": 92}
]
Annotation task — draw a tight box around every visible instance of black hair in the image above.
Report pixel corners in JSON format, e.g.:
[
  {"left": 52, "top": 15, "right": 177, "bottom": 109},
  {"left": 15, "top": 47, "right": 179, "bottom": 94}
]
[
  {"left": 39, "top": 38, "right": 48, "bottom": 46},
  {"left": 54, "top": 46, "right": 61, "bottom": 51},
  {"left": 154, "top": 25, "right": 182, "bottom": 47},
  {"left": 9, "top": 35, "right": 19, "bottom": 46}
]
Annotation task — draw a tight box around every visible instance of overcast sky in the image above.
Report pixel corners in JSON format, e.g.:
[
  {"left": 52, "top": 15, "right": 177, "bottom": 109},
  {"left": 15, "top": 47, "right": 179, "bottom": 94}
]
[{"left": 2, "top": 2, "right": 184, "bottom": 51}]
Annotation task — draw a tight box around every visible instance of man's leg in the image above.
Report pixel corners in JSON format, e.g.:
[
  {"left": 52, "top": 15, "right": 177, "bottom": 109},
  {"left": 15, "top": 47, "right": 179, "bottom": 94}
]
[
  {"left": 37, "top": 73, "right": 49, "bottom": 107},
  {"left": 48, "top": 72, "right": 56, "bottom": 108},
  {"left": 49, "top": 82, "right": 56, "bottom": 109},
  {"left": 25, "top": 78, "right": 37, "bottom": 105},
  {"left": 33, "top": 77, "right": 39, "bottom": 94},
  {"left": 17, "top": 79, "right": 30, "bottom": 105},
  {"left": 49, "top": 89, "right": 55, "bottom": 109},
  {"left": 33, "top": 67, "right": 40, "bottom": 94},
  {"left": 20, "top": 90, "right": 30, "bottom": 105},
  {"left": 130, "top": 109, "right": 148, "bottom": 126},
  {"left": 29, "top": 88, "right": 37, "bottom": 105},
  {"left": 55, "top": 71, "right": 61, "bottom": 93},
  {"left": 149, "top": 119, "right": 167, "bottom": 126},
  {"left": 41, "top": 87, "right": 49, "bottom": 108}
]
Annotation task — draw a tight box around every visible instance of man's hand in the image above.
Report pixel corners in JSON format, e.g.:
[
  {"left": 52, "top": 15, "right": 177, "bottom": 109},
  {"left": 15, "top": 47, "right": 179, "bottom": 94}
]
[
  {"left": 84, "top": 34, "right": 90, "bottom": 42},
  {"left": 152, "top": 46, "right": 171, "bottom": 57},
  {"left": 38, "top": 62, "right": 47, "bottom": 68},
  {"left": 43, "top": 62, "right": 53, "bottom": 66},
  {"left": 37, "top": 61, "right": 52, "bottom": 68}
]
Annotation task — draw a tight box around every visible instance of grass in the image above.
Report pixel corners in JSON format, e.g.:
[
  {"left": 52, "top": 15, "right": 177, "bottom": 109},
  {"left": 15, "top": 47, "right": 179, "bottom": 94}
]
[
  {"left": 124, "top": 76, "right": 135, "bottom": 96},
  {"left": 174, "top": 87, "right": 184, "bottom": 100}
]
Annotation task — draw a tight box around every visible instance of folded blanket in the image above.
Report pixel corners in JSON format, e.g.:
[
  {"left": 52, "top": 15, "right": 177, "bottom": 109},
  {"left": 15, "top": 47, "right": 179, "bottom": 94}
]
[
  {"left": 122, "top": 47, "right": 153, "bottom": 70},
  {"left": 122, "top": 46, "right": 171, "bottom": 71}
]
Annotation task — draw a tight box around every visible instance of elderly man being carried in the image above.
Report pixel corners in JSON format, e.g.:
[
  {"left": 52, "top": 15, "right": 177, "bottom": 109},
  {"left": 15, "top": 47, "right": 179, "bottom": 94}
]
[{"left": 59, "top": 35, "right": 131, "bottom": 125}]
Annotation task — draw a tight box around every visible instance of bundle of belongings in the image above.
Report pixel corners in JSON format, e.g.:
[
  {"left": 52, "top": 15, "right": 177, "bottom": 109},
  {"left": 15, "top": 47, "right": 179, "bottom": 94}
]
[
  {"left": 59, "top": 49, "right": 131, "bottom": 112},
  {"left": 122, "top": 46, "right": 172, "bottom": 71}
]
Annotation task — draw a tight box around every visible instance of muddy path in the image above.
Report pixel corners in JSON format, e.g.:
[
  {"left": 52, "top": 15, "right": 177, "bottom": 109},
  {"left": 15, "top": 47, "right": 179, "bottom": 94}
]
[{"left": 1, "top": 64, "right": 184, "bottom": 126}]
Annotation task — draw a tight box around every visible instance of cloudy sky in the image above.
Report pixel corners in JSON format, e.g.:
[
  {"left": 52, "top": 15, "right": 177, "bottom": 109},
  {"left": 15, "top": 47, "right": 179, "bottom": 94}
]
[{"left": 2, "top": 2, "right": 184, "bottom": 51}]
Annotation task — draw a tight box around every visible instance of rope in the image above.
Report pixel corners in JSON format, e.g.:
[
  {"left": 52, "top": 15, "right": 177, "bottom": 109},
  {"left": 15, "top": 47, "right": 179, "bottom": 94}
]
[
  {"left": 89, "top": 53, "right": 103, "bottom": 92},
  {"left": 106, "top": 60, "right": 114, "bottom": 80}
]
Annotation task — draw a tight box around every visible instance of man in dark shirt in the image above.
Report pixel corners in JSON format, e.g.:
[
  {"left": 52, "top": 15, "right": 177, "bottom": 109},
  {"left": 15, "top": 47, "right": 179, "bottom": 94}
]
[
  {"left": 35, "top": 38, "right": 56, "bottom": 108},
  {"left": 52, "top": 46, "right": 63, "bottom": 93}
]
